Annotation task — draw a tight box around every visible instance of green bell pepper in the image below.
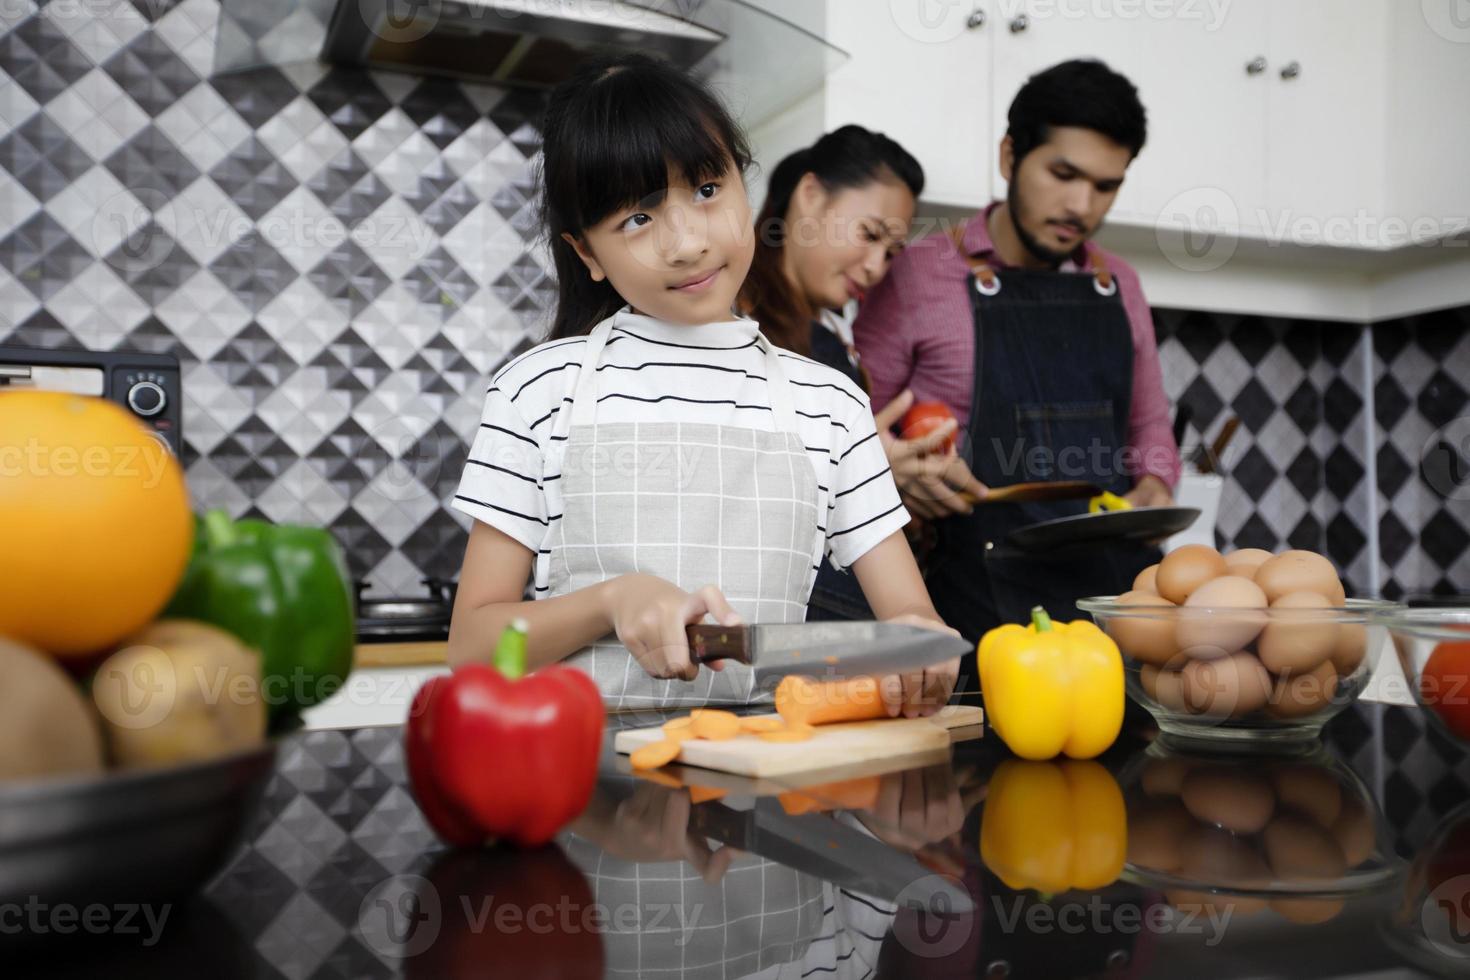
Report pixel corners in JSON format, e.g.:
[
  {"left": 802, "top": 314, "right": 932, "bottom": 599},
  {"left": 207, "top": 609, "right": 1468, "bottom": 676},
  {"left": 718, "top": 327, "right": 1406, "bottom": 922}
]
[{"left": 166, "top": 509, "right": 355, "bottom": 717}]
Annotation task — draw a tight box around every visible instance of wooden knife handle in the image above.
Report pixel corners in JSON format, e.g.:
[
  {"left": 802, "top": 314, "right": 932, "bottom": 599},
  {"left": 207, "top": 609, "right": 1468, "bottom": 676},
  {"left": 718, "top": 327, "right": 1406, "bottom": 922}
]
[{"left": 685, "top": 625, "right": 750, "bottom": 665}]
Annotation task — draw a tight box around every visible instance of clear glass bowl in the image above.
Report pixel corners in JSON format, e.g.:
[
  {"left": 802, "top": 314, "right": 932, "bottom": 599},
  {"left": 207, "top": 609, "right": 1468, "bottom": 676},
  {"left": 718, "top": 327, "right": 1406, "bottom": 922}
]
[
  {"left": 1380, "top": 606, "right": 1470, "bottom": 746},
  {"left": 1077, "top": 596, "right": 1400, "bottom": 750},
  {"left": 1117, "top": 742, "right": 1401, "bottom": 919}
]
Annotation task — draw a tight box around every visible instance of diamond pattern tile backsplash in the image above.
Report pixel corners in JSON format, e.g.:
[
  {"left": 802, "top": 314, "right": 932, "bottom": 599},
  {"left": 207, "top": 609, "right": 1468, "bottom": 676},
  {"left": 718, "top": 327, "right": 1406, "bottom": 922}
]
[
  {"left": 0, "top": 0, "right": 554, "bottom": 596},
  {"left": 1, "top": 0, "right": 1466, "bottom": 601}
]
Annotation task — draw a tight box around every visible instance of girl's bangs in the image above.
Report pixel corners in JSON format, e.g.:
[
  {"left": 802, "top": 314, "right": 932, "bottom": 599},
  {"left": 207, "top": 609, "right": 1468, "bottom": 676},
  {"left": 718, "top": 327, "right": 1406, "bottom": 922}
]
[{"left": 570, "top": 77, "right": 738, "bottom": 230}]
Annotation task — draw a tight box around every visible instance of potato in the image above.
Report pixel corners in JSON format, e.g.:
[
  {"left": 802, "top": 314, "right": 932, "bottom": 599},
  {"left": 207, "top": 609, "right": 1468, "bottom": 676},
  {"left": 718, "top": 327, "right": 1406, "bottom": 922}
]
[{"left": 92, "top": 620, "right": 266, "bottom": 769}]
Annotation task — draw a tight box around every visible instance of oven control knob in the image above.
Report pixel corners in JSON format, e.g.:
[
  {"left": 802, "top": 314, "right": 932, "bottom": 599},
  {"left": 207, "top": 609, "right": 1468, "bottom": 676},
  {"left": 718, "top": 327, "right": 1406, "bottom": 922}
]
[{"left": 127, "top": 380, "right": 166, "bottom": 417}]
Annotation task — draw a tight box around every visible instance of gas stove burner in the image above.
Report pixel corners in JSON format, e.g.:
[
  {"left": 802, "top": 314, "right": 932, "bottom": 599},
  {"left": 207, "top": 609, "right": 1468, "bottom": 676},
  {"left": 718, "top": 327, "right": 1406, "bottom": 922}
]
[{"left": 354, "top": 577, "right": 456, "bottom": 643}]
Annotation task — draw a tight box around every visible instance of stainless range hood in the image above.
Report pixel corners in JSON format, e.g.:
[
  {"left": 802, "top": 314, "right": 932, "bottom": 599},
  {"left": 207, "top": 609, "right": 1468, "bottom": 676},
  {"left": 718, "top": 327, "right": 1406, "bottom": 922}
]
[
  {"left": 323, "top": 0, "right": 724, "bottom": 88},
  {"left": 212, "top": 0, "right": 844, "bottom": 129}
]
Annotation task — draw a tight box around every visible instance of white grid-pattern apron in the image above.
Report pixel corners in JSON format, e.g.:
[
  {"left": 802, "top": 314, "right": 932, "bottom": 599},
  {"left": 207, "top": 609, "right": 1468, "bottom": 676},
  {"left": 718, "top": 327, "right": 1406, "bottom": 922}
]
[{"left": 546, "top": 314, "right": 823, "bottom": 709}]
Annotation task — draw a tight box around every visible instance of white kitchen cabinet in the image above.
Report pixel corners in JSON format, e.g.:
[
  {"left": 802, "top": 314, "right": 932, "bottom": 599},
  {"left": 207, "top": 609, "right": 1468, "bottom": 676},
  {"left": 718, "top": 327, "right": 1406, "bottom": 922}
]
[
  {"left": 823, "top": 0, "right": 994, "bottom": 209},
  {"left": 1262, "top": 0, "right": 1389, "bottom": 239},
  {"left": 818, "top": 0, "right": 1467, "bottom": 253}
]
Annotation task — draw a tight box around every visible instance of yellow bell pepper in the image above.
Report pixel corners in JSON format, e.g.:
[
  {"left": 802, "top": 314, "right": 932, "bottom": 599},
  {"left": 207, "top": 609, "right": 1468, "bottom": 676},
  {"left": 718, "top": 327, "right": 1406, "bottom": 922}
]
[
  {"left": 978, "top": 606, "right": 1124, "bottom": 760},
  {"left": 980, "top": 759, "right": 1127, "bottom": 894},
  {"left": 1088, "top": 491, "right": 1133, "bottom": 513}
]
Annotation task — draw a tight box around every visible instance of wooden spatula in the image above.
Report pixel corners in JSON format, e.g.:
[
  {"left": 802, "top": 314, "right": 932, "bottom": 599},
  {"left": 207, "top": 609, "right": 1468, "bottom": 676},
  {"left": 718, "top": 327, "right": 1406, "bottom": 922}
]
[{"left": 958, "top": 480, "right": 1103, "bottom": 506}]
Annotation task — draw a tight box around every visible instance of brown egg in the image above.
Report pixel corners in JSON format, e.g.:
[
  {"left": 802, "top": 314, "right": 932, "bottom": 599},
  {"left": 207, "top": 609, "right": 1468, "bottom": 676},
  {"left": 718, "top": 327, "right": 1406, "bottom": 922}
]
[
  {"left": 1266, "top": 660, "right": 1339, "bottom": 719},
  {"left": 1167, "top": 888, "right": 1267, "bottom": 919},
  {"left": 1133, "top": 564, "right": 1160, "bottom": 593},
  {"left": 1253, "top": 550, "right": 1343, "bottom": 604},
  {"left": 1127, "top": 799, "right": 1193, "bottom": 872},
  {"left": 1141, "top": 663, "right": 1189, "bottom": 712},
  {"left": 1178, "top": 576, "right": 1269, "bottom": 658},
  {"left": 1269, "top": 764, "right": 1343, "bottom": 829},
  {"left": 1157, "top": 545, "right": 1228, "bottom": 604},
  {"left": 1258, "top": 591, "right": 1339, "bottom": 674},
  {"left": 1270, "top": 898, "right": 1345, "bottom": 924},
  {"left": 1262, "top": 813, "right": 1348, "bottom": 883},
  {"left": 1180, "top": 652, "right": 1273, "bottom": 718},
  {"left": 1180, "top": 825, "right": 1273, "bottom": 889},
  {"left": 1181, "top": 767, "right": 1275, "bottom": 833},
  {"left": 1330, "top": 795, "right": 1375, "bottom": 866},
  {"left": 1109, "top": 591, "right": 1181, "bottom": 666},
  {"left": 1330, "top": 623, "right": 1369, "bottom": 677},
  {"left": 1223, "top": 548, "right": 1274, "bottom": 577},
  {"left": 1141, "top": 756, "right": 1190, "bottom": 797}
]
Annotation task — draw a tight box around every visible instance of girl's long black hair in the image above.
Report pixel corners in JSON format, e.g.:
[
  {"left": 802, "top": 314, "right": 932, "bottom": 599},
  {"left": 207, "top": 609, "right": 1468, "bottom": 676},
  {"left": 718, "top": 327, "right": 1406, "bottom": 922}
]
[
  {"left": 740, "top": 125, "right": 924, "bottom": 360},
  {"left": 540, "top": 53, "right": 753, "bottom": 340}
]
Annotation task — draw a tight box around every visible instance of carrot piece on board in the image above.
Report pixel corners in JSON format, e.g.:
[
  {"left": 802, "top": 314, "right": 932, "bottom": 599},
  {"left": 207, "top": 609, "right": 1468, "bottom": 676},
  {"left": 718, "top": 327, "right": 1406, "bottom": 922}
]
[
  {"left": 759, "top": 724, "right": 815, "bottom": 743},
  {"left": 739, "top": 715, "right": 786, "bottom": 733},
  {"left": 663, "top": 721, "right": 698, "bottom": 741},
  {"left": 630, "top": 739, "right": 682, "bottom": 770},
  {"left": 693, "top": 710, "right": 741, "bottom": 740},
  {"left": 775, "top": 676, "right": 887, "bottom": 727}
]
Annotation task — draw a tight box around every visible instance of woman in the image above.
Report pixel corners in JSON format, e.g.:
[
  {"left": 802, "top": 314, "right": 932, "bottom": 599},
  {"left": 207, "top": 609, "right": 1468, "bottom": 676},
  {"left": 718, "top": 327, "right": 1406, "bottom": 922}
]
[{"left": 742, "top": 127, "right": 951, "bottom": 622}]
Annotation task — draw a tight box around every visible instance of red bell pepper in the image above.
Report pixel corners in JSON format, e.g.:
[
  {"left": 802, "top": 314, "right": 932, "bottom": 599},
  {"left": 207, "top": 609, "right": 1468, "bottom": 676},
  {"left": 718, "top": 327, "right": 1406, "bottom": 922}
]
[{"left": 406, "top": 620, "right": 605, "bottom": 847}]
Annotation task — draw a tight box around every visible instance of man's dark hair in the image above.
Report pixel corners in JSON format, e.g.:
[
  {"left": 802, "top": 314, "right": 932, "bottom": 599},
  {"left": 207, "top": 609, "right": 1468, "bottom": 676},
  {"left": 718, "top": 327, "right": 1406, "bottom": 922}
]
[{"left": 1007, "top": 59, "right": 1147, "bottom": 163}]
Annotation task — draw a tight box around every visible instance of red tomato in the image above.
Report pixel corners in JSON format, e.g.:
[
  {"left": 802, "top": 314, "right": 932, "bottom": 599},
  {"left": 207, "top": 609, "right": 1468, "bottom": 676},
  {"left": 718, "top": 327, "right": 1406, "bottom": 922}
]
[
  {"left": 1421, "top": 639, "right": 1470, "bottom": 741},
  {"left": 901, "top": 402, "right": 958, "bottom": 454}
]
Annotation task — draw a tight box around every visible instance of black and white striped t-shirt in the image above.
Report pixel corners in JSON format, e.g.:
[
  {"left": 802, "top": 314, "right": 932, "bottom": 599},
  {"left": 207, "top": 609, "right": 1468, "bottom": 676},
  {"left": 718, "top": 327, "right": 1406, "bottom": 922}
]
[{"left": 452, "top": 311, "right": 909, "bottom": 593}]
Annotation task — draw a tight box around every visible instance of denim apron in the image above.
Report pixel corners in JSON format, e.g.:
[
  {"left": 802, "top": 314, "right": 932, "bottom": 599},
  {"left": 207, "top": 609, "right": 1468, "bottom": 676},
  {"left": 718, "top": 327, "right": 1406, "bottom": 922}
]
[
  {"left": 924, "top": 225, "right": 1159, "bottom": 691},
  {"left": 804, "top": 321, "right": 876, "bottom": 622}
]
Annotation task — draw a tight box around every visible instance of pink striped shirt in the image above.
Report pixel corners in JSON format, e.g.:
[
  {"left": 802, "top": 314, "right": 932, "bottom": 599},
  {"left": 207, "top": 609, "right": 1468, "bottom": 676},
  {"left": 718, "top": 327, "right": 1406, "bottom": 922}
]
[{"left": 853, "top": 205, "right": 1181, "bottom": 489}]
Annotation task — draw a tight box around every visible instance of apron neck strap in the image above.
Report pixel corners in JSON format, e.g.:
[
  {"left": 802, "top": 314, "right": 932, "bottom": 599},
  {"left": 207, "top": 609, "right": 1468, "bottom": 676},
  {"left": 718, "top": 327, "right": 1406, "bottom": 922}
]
[
  {"left": 949, "top": 218, "right": 1115, "bottom": 295},
  {"left": 567, "top": 315, "right": 802, "bottom": 436}
]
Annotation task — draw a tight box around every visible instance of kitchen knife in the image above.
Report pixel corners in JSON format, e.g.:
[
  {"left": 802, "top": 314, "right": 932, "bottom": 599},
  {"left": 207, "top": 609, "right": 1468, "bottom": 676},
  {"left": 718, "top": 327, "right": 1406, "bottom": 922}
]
[
  {"left": 686, "top": 621, "right": 969, "bottom": 682},
  {"left": 687, "top": 797, "right": 974, "bottom": 913}
]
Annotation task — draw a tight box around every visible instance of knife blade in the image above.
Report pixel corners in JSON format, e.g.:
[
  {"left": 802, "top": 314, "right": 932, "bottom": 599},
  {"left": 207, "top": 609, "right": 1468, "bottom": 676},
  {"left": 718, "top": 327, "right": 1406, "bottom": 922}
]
[
  {"left": 686, "top": 621, "right": 969, "bottom": 682},
  {"left": 688, "top": 798, "right": 974, "bottom": 913}
]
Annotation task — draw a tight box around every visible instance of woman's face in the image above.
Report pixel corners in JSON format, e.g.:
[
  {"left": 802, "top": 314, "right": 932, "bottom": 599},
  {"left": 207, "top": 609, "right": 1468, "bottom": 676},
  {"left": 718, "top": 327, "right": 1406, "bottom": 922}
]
[
  {"left": 567, "top": 161, "right": 754, "bottom": 326},
  {"left": 782, "top": 175, "right": 916, "bottom": 312}
]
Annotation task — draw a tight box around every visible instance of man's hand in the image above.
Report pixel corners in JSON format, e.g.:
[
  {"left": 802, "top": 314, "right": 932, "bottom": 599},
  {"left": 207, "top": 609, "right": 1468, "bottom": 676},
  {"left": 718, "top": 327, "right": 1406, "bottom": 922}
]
[
  {"left": 874, "top": 390, "right": 988, "bottom": 520},
  {"left": 1124, "top": 474, "right": 1173, "bottom": 508}
]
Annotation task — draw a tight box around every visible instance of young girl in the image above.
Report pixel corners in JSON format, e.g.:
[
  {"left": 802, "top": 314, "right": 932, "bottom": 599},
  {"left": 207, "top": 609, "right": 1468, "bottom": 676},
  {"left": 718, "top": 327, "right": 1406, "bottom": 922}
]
[{"left": 447, "top": 54, "right": 958, "bottom": 714}]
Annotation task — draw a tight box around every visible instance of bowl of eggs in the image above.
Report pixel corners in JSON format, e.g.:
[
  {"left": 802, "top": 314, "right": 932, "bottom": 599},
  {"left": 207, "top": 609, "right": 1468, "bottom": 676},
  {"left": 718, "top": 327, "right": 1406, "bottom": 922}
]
[
  {"left": 1121, "top": 743, "right": 1399, "bottom": 918},
  {"left": 1078, "top": 546, "right": 1399, "bottom": 749}
]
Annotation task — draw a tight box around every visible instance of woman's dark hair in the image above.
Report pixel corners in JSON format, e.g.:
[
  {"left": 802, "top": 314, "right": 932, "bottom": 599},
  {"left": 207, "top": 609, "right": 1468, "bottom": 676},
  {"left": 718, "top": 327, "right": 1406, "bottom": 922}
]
[
  {"left": 539, "top": 53, "right": 753, "bottom": 340},
  {"left": 1007, "top": 59, "right": 1147, "bottom": 164},
  {"left": 741, "top": 125, "right": 924, "bottom": 360}
]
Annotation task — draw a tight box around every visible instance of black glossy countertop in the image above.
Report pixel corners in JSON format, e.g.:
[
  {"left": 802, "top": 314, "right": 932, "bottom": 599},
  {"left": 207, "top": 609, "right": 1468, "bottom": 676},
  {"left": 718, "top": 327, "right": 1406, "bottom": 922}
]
[{"left": 12, "top": 695, "right": 1470, "bottom": 980}]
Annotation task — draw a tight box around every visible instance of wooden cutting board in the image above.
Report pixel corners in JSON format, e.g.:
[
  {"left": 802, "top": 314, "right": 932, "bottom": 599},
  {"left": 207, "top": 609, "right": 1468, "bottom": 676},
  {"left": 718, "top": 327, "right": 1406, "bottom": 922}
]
[{"left": 613, "top": 705, "right": 984, "bottom": 779}]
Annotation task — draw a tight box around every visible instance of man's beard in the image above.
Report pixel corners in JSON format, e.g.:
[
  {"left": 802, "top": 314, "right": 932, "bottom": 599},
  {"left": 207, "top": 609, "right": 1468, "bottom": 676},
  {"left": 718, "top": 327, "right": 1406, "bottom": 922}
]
[{"left": 1007, "top": 181, "right": 1086, "bottom": 267}]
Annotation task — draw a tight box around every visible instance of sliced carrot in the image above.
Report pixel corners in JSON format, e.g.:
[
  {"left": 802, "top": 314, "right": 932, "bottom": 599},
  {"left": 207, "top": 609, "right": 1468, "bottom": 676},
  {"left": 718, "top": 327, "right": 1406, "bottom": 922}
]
[
  {"left": 738, "top": 715, "right": 786, "bottom": 733},
  {"left": 664, "top": 715, "right": 694, "bottom": 730},
  {"left": 759, "top": 724, "right": 815, "bottom": 743},
  {"left": 693, "top": 710, "right": 741, "bottom": 740},
  {"left": 636, "top": 769, "right": 683, "bottom": 788},
  {"left": 663, "top": 722, "right": 698, "bottom": 742},
  {"left": 775, "top": 675, "right": 886, "bottom": 727},
  {"left": 630, "top": 739, "right": 682, "bottom": 770},
  {"left": 688, "top": 786, "right": 727, "bottom": 804}
]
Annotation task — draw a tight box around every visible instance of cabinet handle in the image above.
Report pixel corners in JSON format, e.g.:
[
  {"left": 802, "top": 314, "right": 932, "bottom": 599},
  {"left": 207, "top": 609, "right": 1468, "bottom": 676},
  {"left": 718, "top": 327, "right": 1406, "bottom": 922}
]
[
  {"left": 1009, "top": 13, "right": 1029, "bottom": 32},
  {"left": 967, "top": 8, "right": 986, "bottom": 29},
  {"left": 1245, "top": 56, "right": 1267, "bottom": 75},
  {"left": 1280, "top": 61, "right": 1301, "bottom": 80}
]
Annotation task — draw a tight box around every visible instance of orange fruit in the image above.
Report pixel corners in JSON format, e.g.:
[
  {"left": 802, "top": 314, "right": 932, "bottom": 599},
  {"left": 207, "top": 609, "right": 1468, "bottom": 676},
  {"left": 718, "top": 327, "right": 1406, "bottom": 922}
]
[{"left": 0, "top": 391, "right": 193, "bottom": 656}]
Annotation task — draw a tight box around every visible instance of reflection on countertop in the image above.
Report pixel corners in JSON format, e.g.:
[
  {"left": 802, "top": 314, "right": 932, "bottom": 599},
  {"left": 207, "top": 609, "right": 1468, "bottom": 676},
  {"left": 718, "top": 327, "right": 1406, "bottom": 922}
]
[{"left": 8, "top": 695, "right": 1470, "bottom": 979}]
